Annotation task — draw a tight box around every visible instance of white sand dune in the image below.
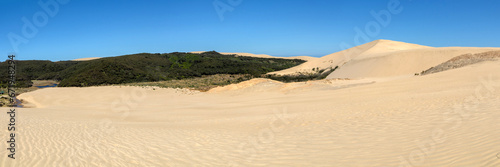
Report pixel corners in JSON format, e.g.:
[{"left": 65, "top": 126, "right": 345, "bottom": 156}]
[
  {"left": 270, "top": 39, "right": 431, "bottom": 75},
  {"left": 72, "top": 57, "right": 102, "bottom": 61},
  {"left": 190, "top": 51, "right": 318, "bottom": 61},
  {"left": 6, "top": 57, "right": 500, "bottom": 166},
  {"left": 271, "top": 40, "right": 500, "bottom": 79},
  {"left": 327, "top": 47, "right": 500, "bottom": 79}
]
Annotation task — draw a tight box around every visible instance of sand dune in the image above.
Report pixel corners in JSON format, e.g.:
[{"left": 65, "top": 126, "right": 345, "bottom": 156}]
[
  {"left": 7, "top": 56, "right": 500, "bottom": 166},
  {"left": 270, "top": 39, "right": 431, "bottom": 75},
  {"left": 4, "top": 40, "right": 500, "bottom": 166},
  {"left": 326, "top": 47, "right": 500, "bottom": 79},
  {"left": 191, "top": 51, "right": 318, "bottom": 61},
  {"left": 271, "top": 40, "right": 500, "bottom": 79},
  {"left": 72, "top": 57, "right": 102, "bottom": 61}
]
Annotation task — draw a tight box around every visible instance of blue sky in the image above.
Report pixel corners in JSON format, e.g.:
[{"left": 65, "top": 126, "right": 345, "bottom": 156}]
[{"left": 1, "top": 0, "right": 499, "bottom": 61}]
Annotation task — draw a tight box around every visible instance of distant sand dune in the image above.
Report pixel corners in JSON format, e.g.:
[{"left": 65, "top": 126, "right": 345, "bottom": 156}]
[
  {"left": 190, "top": 51, "right": 318, "bottom": 61},
  {"left": 72, "top": 57, "right": 102, "bottom": 61}
]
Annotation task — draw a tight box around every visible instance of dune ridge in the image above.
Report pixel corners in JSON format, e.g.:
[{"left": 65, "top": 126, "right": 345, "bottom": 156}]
[
  {"left": 270, "top": 39, "right": 431, "bottom": 75},
  {"left": 190, "top": 51, "right": 318, "bottom": 61},
  {"left": 72, "top": 57, "right": 102, "bottom": 61},
  {"left": 270, "top": 39, "right": 500, "bottom": 79}
]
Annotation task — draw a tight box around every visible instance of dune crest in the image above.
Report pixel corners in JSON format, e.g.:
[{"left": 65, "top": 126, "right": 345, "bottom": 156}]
[
  {"left": 270, "top": 39, "right": 431, "bottom": 75},
  {"left": 267, "top": 39, "right": 500, "bottom": 79},
  {"left": 326, "top": 47, "right": 500, "bottom": 79}
]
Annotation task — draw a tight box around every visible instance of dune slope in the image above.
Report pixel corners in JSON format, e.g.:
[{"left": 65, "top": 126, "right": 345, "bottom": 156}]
[
  {"left": 270, "top": 39, "right": 431, "bottom": 75},
  {"left": 327, "top": 47, "right": 500, "bottom": 79},
  {"left": 421, "top": 50, "right": 500, "bottom": 75}
]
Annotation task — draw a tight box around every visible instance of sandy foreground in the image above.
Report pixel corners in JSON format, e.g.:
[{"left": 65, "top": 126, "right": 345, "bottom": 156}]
[{"left": 2, "top": 42, "right": 500, "bottom": 166}]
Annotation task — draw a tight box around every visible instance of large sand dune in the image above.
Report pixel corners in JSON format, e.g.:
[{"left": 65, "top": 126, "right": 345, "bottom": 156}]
[
  {"left": 327, "top": 47, "right": 500, "bottom": 79},
  {"left": 271, "top": 40, "right": 500, "bottom": 79},
  {"left": 5, "top": 56, "right": 500, "bottom": 166},
  {"left": 270, "top": 39, "right": 431, "bottom": 75}
]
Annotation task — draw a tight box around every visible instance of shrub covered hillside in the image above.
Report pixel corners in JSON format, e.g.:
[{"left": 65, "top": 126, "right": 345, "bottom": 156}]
[
  {"left": 0, "top": 51, "right": 305, "bottom": 87},
  {"left": 0, "top": 60, "right": 80, "bottom": 88}
]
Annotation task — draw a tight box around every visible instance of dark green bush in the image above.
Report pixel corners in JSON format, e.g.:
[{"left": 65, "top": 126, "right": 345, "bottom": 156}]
[{"left": 265, "top": 66, "right": 339, "bottom": 83}]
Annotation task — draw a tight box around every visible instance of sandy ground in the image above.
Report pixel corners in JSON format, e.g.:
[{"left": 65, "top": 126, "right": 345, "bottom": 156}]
[{"left": 2, "top": 40, "right": 500, "bottom": 166}]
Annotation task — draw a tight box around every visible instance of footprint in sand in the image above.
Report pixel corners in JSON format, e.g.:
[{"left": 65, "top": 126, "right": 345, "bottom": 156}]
[{"left": 497, "top": 152, "right": 500, "bottom": 159}]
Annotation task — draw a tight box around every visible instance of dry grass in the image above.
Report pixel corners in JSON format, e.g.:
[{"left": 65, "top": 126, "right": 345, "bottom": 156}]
[{"left": 421, "top": 51, "right": 500, "bottom": 75}]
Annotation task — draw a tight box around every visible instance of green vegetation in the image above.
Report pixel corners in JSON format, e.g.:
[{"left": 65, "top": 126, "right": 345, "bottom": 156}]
[
  {"left": 264, "top": 66, "right": 339, "bottom": 82},
  {"left": 0, "top": 51, "right": 305, "bottom": 88},
  {"left": 0, "top": 60, "right": 79, "bottom": 88}
]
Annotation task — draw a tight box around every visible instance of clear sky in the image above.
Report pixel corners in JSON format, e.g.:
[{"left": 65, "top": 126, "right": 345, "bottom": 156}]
[{"left": 1, "top": 0, "right": 499, "bottom": 61}]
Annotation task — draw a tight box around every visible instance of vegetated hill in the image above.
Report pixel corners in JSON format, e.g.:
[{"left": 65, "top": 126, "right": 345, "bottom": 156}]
[
  {"left": 420, "top": 51, "right": 500, "bottom": 75},
  {"left": 0, "top": 51, "right": 305, "bottom": 87},
  {"left": 0, "top": 60, "right": 80, "bottom": 88}
]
